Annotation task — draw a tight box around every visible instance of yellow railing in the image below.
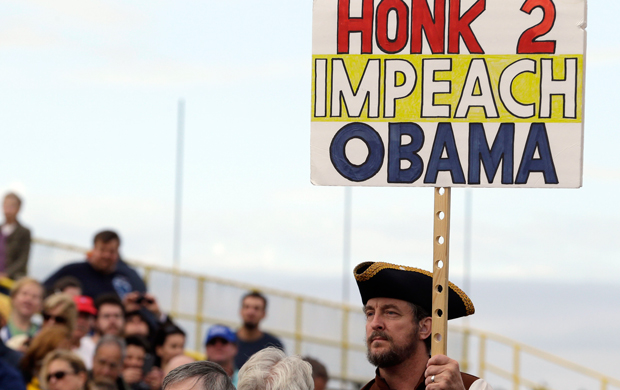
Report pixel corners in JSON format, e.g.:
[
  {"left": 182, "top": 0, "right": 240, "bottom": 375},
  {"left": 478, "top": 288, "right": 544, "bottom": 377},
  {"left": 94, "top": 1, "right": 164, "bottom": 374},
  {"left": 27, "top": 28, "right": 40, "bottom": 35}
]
[
  {"left": 451, "top": 326, "right": 620, "bottom": 390},
  {"left": 14, "top": 238, "right": 620, "bottom": 389}
]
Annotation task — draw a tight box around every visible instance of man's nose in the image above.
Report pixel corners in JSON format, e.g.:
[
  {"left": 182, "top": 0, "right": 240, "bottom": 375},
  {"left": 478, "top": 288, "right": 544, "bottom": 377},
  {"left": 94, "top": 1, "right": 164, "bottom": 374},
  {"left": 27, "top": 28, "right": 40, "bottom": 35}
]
[{"left": 369, "top": 314, "right": 384, "bottom": 330}]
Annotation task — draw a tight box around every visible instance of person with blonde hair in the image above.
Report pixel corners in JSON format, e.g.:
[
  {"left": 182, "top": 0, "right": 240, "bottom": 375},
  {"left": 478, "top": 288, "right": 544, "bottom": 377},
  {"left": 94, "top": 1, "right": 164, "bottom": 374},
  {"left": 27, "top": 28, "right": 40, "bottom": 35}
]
[
  {"left": 237, "top": 347, "right": 313, "bottom": 390},
  {"left": 20, "top": 324, "right": 72, "bottom": 389},
  {"left": 41, "top": 292, "right": 77, "bottom": 334},
  {"left": 0, "top": 277, "right": 43, "bottom": 345},
  {"left": 40, "top": 350, "right": 95, "bottom": 390}
]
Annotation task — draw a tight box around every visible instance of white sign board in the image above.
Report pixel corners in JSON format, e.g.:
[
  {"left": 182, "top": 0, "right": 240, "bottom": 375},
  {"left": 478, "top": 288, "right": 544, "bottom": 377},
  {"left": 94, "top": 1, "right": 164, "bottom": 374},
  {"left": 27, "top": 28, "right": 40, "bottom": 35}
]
[{"left": 311, "top": 0, "right": 586, "bottom": 187}]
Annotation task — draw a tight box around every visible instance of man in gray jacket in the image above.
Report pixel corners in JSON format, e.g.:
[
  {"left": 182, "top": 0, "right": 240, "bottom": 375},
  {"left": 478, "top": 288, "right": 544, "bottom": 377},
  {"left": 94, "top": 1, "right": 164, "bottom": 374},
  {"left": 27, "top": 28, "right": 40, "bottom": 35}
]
[{"left": 0, "top": 193, "right": 31, "bottom": 280}]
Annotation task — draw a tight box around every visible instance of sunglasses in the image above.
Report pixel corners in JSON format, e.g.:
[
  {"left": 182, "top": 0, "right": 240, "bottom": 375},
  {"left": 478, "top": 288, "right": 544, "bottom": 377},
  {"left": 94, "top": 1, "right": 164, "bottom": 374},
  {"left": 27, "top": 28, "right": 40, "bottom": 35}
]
[
  {"left": 46, "top": 371, "right": 73, "bottom": 382},
  {"left": 42, "top": 313, "right": 68, "bottom": 324},
  {"left": 207, "top": 338, "right": 231, "bottom": 346}
]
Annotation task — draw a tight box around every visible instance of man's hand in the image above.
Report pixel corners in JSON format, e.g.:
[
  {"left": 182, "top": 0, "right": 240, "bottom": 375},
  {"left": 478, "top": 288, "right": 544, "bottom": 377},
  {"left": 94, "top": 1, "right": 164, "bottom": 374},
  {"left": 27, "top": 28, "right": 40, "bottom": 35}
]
[
  {"left": 142, "top": 293, "right": 162, "bottom": 319},
  {"left": 424, "top": 354, "right": 466, "bottom": 390},
  {"left": 123, "top": 291, "right": 142, "bottom": 313},
  {"left": 122, "top": 291, "right": 162, "bottom": 319},
  {"left": 122, "top": 367, "right": 143, "bottom": 384}
]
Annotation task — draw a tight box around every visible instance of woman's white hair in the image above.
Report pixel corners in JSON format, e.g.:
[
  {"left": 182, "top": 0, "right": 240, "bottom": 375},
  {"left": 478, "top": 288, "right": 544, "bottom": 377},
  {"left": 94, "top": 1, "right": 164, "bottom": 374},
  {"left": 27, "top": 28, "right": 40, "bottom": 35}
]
[{"left": 238, "top": 347, "right": 314, "bottom": 390}]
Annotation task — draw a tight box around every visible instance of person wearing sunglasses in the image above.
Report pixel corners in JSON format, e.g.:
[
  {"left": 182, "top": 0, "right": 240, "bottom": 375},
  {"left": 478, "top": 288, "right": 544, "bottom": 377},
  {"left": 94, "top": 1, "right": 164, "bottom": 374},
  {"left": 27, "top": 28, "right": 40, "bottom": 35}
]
[
  {"left": 19, "top": 325, "right": 72, "bottom": 389},
  {"left": 42, "top": 293, "right": 77, "bottom": 335},
  {"left": 40, "top": 350, "right": 95, "bottom": 390},
  {"left": 205, "top": 324, "right": 239, "bottom": 387}
]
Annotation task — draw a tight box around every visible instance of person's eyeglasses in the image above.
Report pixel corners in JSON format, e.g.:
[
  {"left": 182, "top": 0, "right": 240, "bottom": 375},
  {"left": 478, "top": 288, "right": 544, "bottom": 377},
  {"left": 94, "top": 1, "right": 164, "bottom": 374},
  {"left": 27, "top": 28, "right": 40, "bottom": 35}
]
[
  {"left": 207, "top": 338, "right": 230, "bottom": 346},
  {"left": 42, "top": 313, "right": 68, "bottom": 324},
  {"left": 46, "top": 371, "right": 73, "bottom": 382}
]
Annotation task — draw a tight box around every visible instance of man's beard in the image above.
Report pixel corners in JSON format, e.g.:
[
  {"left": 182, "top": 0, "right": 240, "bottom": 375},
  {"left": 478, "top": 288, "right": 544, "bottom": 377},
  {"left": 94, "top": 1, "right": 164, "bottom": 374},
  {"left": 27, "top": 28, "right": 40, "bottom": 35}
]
[
  {"left": 243, "top": 321, "right": 259, "bottom": 330},
  {"left": 366, "top": 328, "right": 418, "bottom": 368}
]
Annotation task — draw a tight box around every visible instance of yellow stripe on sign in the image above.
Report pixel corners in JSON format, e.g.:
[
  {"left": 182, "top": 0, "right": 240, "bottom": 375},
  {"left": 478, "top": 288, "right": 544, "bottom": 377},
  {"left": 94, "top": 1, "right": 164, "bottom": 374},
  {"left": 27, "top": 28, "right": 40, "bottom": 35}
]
[{"left": 311, "top": 54, "right": 584, "bottom": 123}]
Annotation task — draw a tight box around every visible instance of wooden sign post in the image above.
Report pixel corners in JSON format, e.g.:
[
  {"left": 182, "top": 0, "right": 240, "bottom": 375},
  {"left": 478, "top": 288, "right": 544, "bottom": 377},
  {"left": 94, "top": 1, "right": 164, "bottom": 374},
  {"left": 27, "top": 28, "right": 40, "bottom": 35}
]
[{"left": 431, "top": 187, "right": 451, "bottom": 356}]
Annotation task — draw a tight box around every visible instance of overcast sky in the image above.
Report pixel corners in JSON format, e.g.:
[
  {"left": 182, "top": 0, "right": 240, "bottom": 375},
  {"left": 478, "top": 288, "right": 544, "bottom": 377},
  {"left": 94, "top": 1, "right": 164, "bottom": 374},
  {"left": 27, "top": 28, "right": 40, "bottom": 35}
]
[{"left": 1, "top": 0, "right": 619, "bottom": 383}]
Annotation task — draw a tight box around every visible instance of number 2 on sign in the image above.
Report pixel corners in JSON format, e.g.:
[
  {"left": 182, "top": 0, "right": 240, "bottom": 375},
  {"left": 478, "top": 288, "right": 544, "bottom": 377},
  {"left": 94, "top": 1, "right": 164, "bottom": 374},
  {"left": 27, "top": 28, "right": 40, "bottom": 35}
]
[{"left": 517, "top": 0, "right": 557, "bottom": 54}]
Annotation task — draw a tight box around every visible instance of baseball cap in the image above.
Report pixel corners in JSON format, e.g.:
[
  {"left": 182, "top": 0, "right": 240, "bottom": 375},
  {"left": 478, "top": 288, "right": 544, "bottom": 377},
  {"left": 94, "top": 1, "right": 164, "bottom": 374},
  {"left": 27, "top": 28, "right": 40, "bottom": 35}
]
[
  {"left": 205, "top": 324, "right": 237, "bottom": 345},
  {"left": 73, "top": 295, "right": 97, "bottom": 316}
]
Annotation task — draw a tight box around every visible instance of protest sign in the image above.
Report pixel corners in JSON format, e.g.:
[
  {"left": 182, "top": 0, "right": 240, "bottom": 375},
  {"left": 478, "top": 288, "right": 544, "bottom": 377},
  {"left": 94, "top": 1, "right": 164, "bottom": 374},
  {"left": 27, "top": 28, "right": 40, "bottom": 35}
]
[{"left": 311, "top": 0, "right": 586, "bottom": 188}]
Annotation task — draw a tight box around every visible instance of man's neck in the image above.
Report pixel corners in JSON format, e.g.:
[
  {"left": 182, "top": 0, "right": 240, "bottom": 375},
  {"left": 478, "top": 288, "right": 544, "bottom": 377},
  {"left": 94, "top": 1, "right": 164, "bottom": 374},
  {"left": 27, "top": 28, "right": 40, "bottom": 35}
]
[
  {"left": 72, "top": 336, "right": 82, "bottom": 348},
  {"left": 237, "top": 327, "right": 263, "bottom": 342},
  {"left": 378, "top": 352, "right": 429, "bottom": 390},
  {"left": 219, "top": 360, "right": 235, "bottom": 377},
  {"left": 10, "top": 312, "right": 31, "bottom": 331}
]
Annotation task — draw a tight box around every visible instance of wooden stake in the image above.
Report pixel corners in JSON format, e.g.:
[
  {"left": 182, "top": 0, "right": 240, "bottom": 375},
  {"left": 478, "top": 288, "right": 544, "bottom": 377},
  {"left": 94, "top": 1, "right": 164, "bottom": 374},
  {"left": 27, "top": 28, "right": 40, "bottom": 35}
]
[{"left": 431, "top": 187, "right": 451, "bottom": 356}]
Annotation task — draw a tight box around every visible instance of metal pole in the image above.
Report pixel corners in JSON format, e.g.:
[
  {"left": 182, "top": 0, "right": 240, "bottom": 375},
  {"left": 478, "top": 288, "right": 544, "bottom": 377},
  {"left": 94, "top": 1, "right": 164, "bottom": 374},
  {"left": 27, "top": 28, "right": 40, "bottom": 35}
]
[
  {"left": 342, "top": 187, "right": 352, "bottom": 304},
  {"left": 173, "top": 99, "right": 185, "bottom": 270},
  {"left": 172, "top": 99, "right": 185, "bottom": 312}
]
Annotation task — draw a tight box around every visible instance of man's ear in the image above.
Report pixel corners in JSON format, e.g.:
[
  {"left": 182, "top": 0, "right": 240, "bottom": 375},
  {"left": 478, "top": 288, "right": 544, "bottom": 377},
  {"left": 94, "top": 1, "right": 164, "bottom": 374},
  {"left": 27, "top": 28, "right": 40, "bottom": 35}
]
[{"left": 418, "top": 317, "right": 432, "bottom": 339}]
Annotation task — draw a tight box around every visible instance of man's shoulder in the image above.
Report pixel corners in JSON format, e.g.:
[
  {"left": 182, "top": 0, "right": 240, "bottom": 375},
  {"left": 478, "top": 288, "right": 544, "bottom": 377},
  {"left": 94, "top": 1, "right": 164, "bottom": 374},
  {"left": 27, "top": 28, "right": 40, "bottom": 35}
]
[
  {"left": 461, "top": 372, "right": 481, "bottom": 389},
  {"left": 43, "top": 261, "right": 96, "bottom": 288},
  {"left": 116, "top": 259, "right": 140, "bottom": 276},
  {"left": 0, "top": 340, "right": 23, "bottom": 368},
  {"left": 12, "top": 222, "right": 30, "bottom": 236},
  {"left": 115, "top": 260, "right": 146, "bottom": 290},
  {"left": 260, "top": 331, "right": 284, "bottom": 347},
  {"left": 362, "top": 370, "right": 486, "bottom": 390},
  {"left": 79, "top": 335, "right": 96, "bottom": 348},
  {"left": 57, "top": 261, "right": 95, "bottom": 274},
  {"left": 50, "top": 261, "right": 92, "bottom": 275},
  {"left": 360, "top": 379, "right": 376, "bottom": 390},
  {"left": 462, "top": 374, "right": 493, "bottom": 390},
  {"left": 0, "top": 359, "right": 25, "bottom": 388}
]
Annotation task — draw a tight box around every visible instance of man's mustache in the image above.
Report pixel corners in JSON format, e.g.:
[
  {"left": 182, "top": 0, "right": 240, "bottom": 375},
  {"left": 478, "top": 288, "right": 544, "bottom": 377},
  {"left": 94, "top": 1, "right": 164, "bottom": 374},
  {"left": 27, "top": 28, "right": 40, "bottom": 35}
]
[{"left": 367, "top": 330, "right": 392, "bottom": 345}]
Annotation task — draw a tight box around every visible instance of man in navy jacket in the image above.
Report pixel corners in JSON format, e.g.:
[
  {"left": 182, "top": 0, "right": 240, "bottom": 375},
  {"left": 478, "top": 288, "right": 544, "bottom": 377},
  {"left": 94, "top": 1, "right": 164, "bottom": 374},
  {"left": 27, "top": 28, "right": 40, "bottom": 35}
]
[{"left": 43, "top": 230, "right": 146, "bottom": 300}]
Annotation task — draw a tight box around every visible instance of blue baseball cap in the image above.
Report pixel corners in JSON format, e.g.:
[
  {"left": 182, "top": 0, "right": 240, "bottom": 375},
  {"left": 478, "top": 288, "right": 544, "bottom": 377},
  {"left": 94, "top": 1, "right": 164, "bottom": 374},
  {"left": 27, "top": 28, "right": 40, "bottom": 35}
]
[{"left": 205, "top": 324, "right": 237, "bottom": 345}]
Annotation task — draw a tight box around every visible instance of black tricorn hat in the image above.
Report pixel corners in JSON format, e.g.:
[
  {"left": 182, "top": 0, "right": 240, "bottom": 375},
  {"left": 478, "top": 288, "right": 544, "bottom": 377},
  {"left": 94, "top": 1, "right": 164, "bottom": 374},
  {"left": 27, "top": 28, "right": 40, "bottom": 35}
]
[{"left": 354, "top": 261, "right": 475, "bottom": 320}]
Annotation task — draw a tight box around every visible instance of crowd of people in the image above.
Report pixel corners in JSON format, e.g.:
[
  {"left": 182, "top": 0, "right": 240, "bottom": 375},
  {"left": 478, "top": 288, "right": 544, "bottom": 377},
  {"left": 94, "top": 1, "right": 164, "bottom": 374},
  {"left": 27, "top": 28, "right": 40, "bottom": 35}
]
[
  {"left": 0, "top": 192, "right": 329, "bottom": 390},
  {"left": 1, "top": 191, "right": 494, "bottom": 390}
]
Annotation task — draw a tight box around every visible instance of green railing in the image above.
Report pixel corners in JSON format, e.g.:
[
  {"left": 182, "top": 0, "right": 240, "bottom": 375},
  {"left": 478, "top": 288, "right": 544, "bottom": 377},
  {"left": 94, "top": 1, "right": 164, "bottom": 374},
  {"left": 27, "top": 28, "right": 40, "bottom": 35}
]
[{"left": 20, "top": 238, "right": 620, "bottom": 390}]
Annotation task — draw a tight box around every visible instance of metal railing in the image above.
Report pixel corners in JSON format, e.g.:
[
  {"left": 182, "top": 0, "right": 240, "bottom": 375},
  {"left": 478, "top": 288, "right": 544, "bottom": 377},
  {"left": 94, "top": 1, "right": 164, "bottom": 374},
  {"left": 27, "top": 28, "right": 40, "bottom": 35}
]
[
  {"left": 451, "top": 326, "right": 620, "bottom": 390},
  {"left": 19, "top": 238, "right": 620, "bottom": 390}
]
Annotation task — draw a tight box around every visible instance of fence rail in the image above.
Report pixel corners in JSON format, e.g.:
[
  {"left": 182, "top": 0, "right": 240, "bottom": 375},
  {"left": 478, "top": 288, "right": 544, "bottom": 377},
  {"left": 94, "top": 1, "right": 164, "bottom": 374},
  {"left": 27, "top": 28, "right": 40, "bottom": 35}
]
[{"left": 18, "top": 238, "right": 620, "bottom": 390}]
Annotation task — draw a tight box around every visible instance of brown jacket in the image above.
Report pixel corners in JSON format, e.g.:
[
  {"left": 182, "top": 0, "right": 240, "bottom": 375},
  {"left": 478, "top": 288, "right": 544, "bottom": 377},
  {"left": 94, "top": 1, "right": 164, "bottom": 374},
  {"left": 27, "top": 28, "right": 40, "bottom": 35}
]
[
  {"left": 361, "top": 369, "right": 480, "bottom": 390},
  {"left": 4, "top": 222, "right": 31, "bottom": 280}
]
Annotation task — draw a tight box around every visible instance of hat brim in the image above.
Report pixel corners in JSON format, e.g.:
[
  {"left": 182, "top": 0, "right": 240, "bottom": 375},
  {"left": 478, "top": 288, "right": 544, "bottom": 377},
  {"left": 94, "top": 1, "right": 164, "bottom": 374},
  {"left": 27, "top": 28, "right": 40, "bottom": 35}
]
[{"left": 354, "top": 262, "right": 474, "bottom": 320}]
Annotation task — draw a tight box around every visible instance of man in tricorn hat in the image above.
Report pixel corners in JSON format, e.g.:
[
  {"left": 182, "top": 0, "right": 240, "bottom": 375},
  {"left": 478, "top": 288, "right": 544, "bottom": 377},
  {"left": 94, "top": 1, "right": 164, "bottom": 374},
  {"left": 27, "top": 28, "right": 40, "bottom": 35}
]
[{"left": 355, "top": 262, "right": 492, "bottom": 390}]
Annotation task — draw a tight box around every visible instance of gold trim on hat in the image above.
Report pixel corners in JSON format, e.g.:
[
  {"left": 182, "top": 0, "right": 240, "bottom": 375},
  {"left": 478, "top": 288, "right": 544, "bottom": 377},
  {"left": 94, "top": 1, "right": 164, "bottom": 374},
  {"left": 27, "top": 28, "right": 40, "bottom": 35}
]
[{"left": 354, "top": 261, "right": 475, "bottom": 315}]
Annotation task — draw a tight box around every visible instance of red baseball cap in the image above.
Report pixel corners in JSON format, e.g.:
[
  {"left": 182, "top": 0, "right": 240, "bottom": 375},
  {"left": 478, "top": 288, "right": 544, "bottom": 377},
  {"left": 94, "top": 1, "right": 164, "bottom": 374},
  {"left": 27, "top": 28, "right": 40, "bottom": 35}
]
[{"left": 73, "top": 295, "right": 97, "bottom": 316}]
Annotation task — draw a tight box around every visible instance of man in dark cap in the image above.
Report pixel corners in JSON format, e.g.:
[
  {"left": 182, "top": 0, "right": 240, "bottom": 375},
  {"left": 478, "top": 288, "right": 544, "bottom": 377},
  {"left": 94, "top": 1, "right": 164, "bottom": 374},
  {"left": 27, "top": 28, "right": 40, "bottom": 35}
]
[
  {"left": 354, "top": 261, "right": 492, "bottom": 390},
  {"left": 205, "top": 324, "right": 239, "bottom": 387}
]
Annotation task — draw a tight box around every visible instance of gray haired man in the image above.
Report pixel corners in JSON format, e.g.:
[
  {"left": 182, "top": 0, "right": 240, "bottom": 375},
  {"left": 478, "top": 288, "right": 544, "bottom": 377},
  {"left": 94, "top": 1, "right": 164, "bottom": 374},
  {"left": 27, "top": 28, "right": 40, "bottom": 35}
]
[
  {"left": 237, "top": 347, "right": 313, "bottom": 390},
  {"left": 91, "top": 335, "right": 130, "bottom": 390},
  {"left": 163, "top": 361, "right": 235, "bottom": 390}
]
